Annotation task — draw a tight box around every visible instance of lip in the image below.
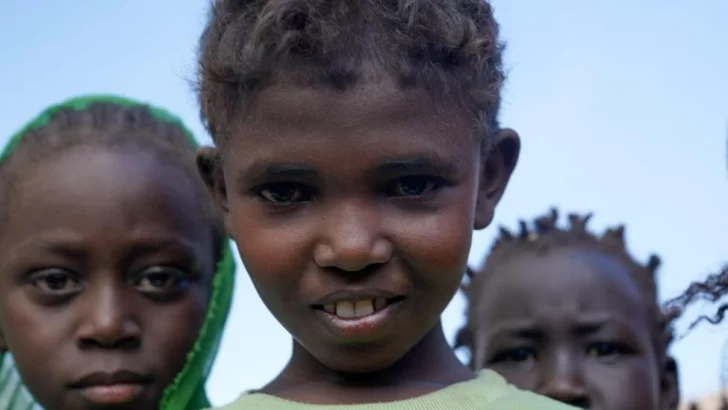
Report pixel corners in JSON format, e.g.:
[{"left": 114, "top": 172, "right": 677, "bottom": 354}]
[
  {"left": 69, "top": 370, "right": 152, "bottom": 405},
  {"left": 310, "top": 289, "right": 404, "bottom": 306},
  {"left": 313, "top": 296, "right": 406, "bottom": 340}
]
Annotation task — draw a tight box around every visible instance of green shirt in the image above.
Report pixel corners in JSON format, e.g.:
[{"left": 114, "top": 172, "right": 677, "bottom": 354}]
[{"left": 210, "top": 370, "right": 577, "bottom": 410}]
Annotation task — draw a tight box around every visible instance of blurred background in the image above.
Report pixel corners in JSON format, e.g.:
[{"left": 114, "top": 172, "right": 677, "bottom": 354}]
[{"left": 1, "top": 0, "right": 726, "bottom": 406}]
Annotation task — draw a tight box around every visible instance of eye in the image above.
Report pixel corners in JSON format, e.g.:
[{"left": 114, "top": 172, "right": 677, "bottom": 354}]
[
  {"left": 134, "top": 267, "right": 189, "bottom": 294},
  {"left": 28, "top": 269, "right": 83, "bottom": 295},
  {"left": 586, "top": 341, "right": 633, "bottom": 359},
  {"left": 258, "top": 182, "right": 313, "bottom": 205},
  {"left": 387, "top": 176, "right": 444, "bottom": 197},
  {"left": 489, "top": 347, "right": 538, "bottom": 364}
]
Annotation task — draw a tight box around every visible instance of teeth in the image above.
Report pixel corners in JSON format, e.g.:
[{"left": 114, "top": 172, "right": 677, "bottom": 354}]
[
  {"left": 323, "top": 303, "right": 336, "bottom": 314},
  {"left": 330, "top": 299, "right": 380, "bottom": 319},
  {"left": 336, "top": 301, "right": 355, "bottom": 318},
  {"left": 355, "top": 299, "right": 374, "bottom": 316},
  {"left": 323, "top": 298, "right": 397, "bottom": 319}
]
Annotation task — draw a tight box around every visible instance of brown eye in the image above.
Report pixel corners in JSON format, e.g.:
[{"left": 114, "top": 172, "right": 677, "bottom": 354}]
[
  {"left": 30, "top": 270, "right": 83, "bottom": 296},
  {"left": 490, "top": 347, "right": 538, "bottom": 364},
  {"left": 135, "top": 267, "right": 188, "bottom": 294},
  {"left": 258, "top": 182, "right": 312, "bottom": 205},
  {"left": 586, "top": 341, "right": 633, "bottom": 358},
  {"left": 388, "top": 176, "right": 442, "bottom": 197}
]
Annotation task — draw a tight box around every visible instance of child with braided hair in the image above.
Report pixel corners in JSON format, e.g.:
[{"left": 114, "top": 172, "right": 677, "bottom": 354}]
[
  {"left": 0, "top": 95, "right": 236, "bottom": 410},
  {"left": 457, "top": 208, "right": 680, "bottom": 410}
]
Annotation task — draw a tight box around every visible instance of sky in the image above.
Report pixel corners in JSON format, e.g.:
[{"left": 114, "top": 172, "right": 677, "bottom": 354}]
[{"left": 1, "top": 0, "right": 726, "bottom": 405}]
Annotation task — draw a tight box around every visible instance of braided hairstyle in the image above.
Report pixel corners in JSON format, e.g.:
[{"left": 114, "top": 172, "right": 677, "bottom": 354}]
[
  {"left": 457, "top": 208, "right": 676, "bottom": 369},
  {"left": 664, "top": 265, "right": 727, "bottom": 330},
  {"left": 0, "top": 96, "right": 226, "bottom": 259}
]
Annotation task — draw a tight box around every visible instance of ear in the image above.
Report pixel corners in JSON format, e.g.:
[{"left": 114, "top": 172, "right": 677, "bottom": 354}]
[
  {"left": 474, "top": 128, "right": 520, "bottom": 230},
  {"left": 660, "top": 356, "right": 680, "bottom": 410},
  {"left": 197, "top": 146, "right": 234, "bottom": 240}
]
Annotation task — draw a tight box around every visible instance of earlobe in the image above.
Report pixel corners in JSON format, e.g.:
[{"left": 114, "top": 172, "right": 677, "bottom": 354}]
[
  {"left": 196, "top": 146, "right": 234, "bottom": 239},
  {"left": 473, "top": 128, "right": 521, "bottom": 230},
  {"left": 661, "top": 356, "right": 680, "bottom": 410}
]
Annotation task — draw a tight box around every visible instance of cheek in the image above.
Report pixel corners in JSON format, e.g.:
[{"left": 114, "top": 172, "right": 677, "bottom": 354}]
[
  {"left": 585, "top": 358, "right": 661, "bottom": 409},
  {"left": 228, "top": 199, "right": 313, "bottom": 286},
  {"left": 0, "top": 293, "right": 75, "bottom": 405},
  {"left": 391, "top": 189, "right": 475, "bottom": 279},
  {"left": 0, "top": 292, "right": 64, "bottom": 359},
  {"left": 140, "top": 289, "right": 209, "bottom": 380}
]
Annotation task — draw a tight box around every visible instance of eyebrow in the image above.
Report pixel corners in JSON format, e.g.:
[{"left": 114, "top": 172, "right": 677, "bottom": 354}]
[
  {"left": 125, "top": 237, "right": 200, "bottom": 258},
  {"left": 238, "top": 154, "right": 459, "bottom": 186},
  {"left": 374, "top": 154, "right": 459, "bottom": 175},
  {"left": 487, "top": 315, "right": 638, "bottom": 340},
  {"left": 11, "top": 234, "right": 88, "bottom": 260},
  {"left": 487, "top": 321, "right": 545, "bottom": 341},
  {"left": 237, "top": 162, "right": 320, "bottom": 188},
  {"left": 570, "top": 315, "right": 639, "bottom": 336},
  {"left": 10, "top": 235, "right": 201, "bottom": 264}
]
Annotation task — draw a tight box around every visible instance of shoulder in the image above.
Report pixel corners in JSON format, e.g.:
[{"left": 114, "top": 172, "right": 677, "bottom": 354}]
[
  {"left": 488, "top": 389, "right": 578, "bottom": 409},
  {"left": 203, "top": 393, "right": 287, "bottom": 410},
  {"left": 468, "top": 370, "right": 579, "bottom": 409}
]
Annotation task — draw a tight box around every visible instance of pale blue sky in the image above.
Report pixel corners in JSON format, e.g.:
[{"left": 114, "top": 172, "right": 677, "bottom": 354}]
[{"left": 1, "top": 0, "right": 726, "bottom": 405}]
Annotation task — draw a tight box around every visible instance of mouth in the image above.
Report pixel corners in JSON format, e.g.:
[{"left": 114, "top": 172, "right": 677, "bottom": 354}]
[
  {"left": 311, "top": 291, "right": 407, "bottom": 339},
  {"left": 69, "top": 370, "right": 152, "bottom": 405},
  {"left": 312, "top": 295, "right": 406, "bottom": 319}
]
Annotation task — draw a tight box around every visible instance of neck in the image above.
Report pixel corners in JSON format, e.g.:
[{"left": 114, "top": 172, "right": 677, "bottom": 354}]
[{"left": 266, "top": 321, "right": 474, "bottom": 399}]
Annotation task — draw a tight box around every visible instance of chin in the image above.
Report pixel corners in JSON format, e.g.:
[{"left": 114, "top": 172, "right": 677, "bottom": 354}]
[{"left": 317, "top": 348, "right": 407, "bottom": 376}]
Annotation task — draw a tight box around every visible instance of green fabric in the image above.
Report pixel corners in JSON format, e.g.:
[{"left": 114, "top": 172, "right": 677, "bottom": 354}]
[
  {"left": 0, "top": 355, "right": 35, "bottom": 410},
  {"left": 210, "top": 370, "right": 577, "bottom": 410},
  {"left": 0, "top": 95, "right": 236, "bottom": 410}
]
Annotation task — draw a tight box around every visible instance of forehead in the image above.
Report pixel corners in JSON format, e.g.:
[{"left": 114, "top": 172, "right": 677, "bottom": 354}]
[
  {"left": 474, "top": 248, "right": 648, "bottom": 327},
  {"left": 225, "top": 80, "right": 479, "bottom": 167},
  {"left": 1, "top": 147, "right": 209, "bottom": 250}
]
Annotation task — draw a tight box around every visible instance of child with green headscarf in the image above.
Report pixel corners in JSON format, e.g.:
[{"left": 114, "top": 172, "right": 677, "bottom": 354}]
[{"left": 0, "top": 95, "right": 236, "bottom": 410}]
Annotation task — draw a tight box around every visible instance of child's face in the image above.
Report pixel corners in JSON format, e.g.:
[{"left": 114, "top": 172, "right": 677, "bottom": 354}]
[
  {"left": 471, "top": 248, "right": 679, "bottom": 410},
  {"left": 0, "top": 148, "right": 215, "bottom": 410},
  {"left": 205, "top": 80, "right": 517, "bottom": 374}
]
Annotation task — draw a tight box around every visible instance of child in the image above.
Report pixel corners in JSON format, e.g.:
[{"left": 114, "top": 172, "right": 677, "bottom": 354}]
[
  {"left": 456, "top": 208, "right": 681, "bottom": 410},
  {"left": 195, "top": 0, "right": 574, "bottom": 408},
  {"left": 0, "top": 95, "right": 236, "bottom": 410}
]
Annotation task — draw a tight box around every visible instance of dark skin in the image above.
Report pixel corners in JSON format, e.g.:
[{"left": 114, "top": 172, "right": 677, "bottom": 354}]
[
  {"left": 470, "top": 247, "right": 680, "bottom": 410},
  {"left": 0, "top": 147, "right": 215, "bottom": 410},
  {"left": 199, "top": 78, "right": 520, "bottom": 404}
]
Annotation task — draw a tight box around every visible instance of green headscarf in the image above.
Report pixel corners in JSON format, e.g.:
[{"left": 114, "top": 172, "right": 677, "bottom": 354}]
[{"left": 0, "top": 95, "right": 236, "bottom": 410}]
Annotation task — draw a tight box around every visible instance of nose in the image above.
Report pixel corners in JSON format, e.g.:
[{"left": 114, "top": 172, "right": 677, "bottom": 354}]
[
  {"left": 539, "top": 351, "right": 590, "bottom": 408},
  {"left": 314, "top": 201, "right": 392, "bottom": 271},
  {"left": 76, "top": 283, "right": 141, "bottom": 350}
]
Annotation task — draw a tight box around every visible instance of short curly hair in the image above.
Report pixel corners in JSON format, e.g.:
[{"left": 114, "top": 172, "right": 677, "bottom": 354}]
[
  {"left": 196, "top": 0, "right": 507, "bottom": 145},
  {"left": 457, "top": 208, "right": 676, "bottom": 369}
]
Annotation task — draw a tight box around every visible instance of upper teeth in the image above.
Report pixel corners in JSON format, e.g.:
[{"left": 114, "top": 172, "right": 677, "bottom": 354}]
[{"left": 324, "top": 298, "right": 388, "bottom": 318}]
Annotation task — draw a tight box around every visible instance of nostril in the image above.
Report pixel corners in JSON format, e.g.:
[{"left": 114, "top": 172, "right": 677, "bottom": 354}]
[
  {"left": 79, "top": 335, "right": 141, "bottom": 350},
  {"left": 324, "top": 262, "right": 385, "bottom": 277}
]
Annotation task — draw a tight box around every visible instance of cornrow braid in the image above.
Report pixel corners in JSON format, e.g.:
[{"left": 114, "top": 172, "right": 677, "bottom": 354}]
[
  {"left": 0, "top": 95, "right": 226, "bottom": 260},
  {"left": 457, "top": 208, "right": 675, "bottom": 368}
]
